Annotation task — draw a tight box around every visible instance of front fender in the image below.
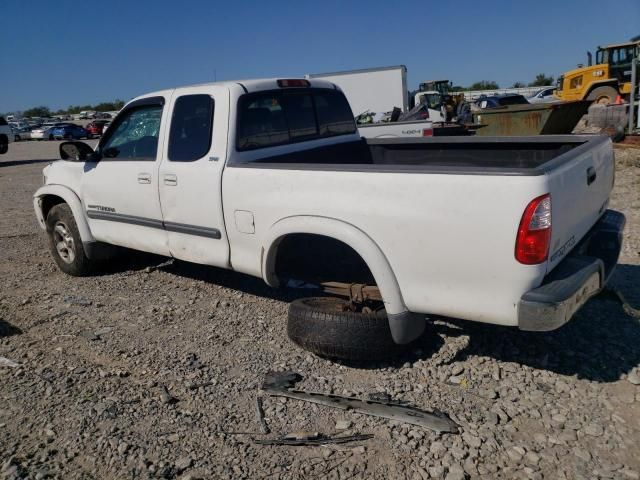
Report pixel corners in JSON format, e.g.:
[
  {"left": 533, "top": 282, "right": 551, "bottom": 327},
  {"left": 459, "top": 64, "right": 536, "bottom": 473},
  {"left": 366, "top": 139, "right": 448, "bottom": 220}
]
[
  {"left": 33, "top": 184, "right": 94, "bottom": 243},
  {"left": 261, "top": 215, "right": 407, "bottom": 316}
]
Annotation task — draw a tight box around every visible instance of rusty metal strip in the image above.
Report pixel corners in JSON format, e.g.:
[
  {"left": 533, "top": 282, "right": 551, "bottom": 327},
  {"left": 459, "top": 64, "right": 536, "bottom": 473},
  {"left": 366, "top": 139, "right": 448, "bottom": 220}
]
[
  {"left": 320, "top": 282, "right": 383, "bottom": 302},
  {"left": 261, "top": 372, "right": 458, "bottom": 434}
]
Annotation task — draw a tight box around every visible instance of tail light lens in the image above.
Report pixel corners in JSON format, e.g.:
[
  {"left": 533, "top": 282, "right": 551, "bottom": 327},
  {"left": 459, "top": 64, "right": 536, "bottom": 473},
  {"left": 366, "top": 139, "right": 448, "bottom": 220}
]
[
  {"left": 515, "top": 194, "right": 551, "bottom": 265},
  {"left": 422, "top": 128, "right": 433, "bottom": 137}
]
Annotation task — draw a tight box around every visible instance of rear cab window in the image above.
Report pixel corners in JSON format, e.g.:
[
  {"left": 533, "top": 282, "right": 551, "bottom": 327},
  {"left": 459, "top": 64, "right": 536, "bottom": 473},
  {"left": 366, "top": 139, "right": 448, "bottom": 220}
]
[{"left": 236, "top": 89, "right": 355, "bottom": 151}]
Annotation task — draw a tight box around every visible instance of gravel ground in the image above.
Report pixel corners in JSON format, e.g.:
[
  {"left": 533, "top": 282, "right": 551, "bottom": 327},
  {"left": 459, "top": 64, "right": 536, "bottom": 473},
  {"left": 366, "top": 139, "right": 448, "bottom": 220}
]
[{"left": 1, "top": 140, "right": 639, "bottom": 480}]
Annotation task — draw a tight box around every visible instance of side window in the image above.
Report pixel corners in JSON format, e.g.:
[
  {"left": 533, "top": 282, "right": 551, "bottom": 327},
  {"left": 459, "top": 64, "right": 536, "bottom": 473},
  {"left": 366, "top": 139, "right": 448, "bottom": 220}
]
[
  {"left": 101, "top": 105, "right": 162, "bottom": 161},
  {"left": 168, "top": 94, "right": 214, "bottom": 162}
]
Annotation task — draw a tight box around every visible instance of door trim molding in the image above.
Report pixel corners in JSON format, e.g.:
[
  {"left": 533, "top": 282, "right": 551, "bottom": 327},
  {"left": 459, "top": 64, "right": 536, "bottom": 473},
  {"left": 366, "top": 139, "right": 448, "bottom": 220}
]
[{"left": 86, "top": 210, "right": 221, "bottom": 239}]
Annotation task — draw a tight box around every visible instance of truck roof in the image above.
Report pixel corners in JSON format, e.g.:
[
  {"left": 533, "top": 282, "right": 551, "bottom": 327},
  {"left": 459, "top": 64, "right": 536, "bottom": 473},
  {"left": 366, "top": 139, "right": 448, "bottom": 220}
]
[
  {"left": 597, "top": 39, "right": 640, "bottom": 49},
  {"left": 131, "top": 78, "right": 340, "bottom": 103}
]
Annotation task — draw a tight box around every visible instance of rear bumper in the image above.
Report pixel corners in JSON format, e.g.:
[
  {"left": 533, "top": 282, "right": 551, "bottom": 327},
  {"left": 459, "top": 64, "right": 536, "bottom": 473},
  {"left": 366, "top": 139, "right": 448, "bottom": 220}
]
[{"left": 518, "top": 209, "right": 625, "bottom": 331}]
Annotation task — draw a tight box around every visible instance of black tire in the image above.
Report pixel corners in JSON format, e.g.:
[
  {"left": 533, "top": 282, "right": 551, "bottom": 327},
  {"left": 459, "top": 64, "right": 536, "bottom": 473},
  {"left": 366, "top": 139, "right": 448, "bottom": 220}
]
[
  {"left": 287, "top": 297, "right": 407, "bottom": 362},
  {"left": 0, "top": 137, "right": 7, "bottom": 154},
  {"left": 587, "top": 86, "right": 618, "bottom": 105},
  {"left": 46, "top": 204, "right": 93, "bottom": 276}
]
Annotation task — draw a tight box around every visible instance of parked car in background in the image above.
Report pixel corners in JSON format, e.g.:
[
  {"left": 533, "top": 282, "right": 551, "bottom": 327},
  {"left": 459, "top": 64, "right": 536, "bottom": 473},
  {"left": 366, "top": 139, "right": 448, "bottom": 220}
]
[
  {"left": 32, "top": 123, "right": 67, "bottom": 140},
  {"left": 528, "top": 87, "right": 559, "bottom": 104},
  {"left": 51, "top": 124, "right": 90, "bottom": 140},
  {"left": 85, "top": 120, "right": 109, "bottom": 138},
  {"left": 11, "top": 126, "right": 32, "bottom": 141},
  {"left": 0, "top": 116, "right": 14, "bottom": 153},
  {"left": 9, "top": 121, "right": 30, "bottom": 130}
]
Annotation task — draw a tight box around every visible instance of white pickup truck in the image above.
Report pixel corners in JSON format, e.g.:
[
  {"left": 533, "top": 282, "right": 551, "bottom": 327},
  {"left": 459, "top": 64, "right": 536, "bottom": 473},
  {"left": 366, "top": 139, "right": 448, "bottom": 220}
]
[{"left": 33, "top": 78, "right": 625, "bottom": 361}]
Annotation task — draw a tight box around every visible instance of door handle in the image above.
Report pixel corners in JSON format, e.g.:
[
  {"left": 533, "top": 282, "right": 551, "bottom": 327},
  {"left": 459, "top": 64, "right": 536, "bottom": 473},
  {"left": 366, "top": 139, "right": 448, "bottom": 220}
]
[
  {"left": 164, "top": 174, "right": 178, "bottom": 186},
  {"left": 587, "top": 167, "right": 597, "bottom": 185},
  {"left": 137, "top": 173, "right": 151, "bottom": 184}
]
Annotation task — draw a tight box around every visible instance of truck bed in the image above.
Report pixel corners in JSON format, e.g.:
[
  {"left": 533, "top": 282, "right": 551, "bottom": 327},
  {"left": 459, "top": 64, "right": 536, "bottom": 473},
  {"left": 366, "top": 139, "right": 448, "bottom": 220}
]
[{"left": 240, "top": 135, "right": 601, "bottom": 176}]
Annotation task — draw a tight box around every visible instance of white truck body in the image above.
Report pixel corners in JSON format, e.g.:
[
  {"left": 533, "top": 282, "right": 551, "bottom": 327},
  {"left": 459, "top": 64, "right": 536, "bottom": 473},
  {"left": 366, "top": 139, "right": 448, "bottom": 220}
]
[
  {"left": 358, "top": 120, "right": 433, "bottom": 138},
  {"left": 307, "top": 66, "right": 408, "bottom": 116},
  {"left": 33, "top": 78, "right": 624, "bottom": 344}
]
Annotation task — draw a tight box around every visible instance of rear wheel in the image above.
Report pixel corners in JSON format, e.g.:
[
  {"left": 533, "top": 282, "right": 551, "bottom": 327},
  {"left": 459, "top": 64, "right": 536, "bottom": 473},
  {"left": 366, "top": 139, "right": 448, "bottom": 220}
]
[
  {"left": 46, "top": 204, "right": 93, "bottom": 276},
  {"left": 0, "top": 135, "right": 7, "bottom": 154},
  {"left": 587, "top": 86, "right": 618, "bottom": 105},
  {"left": 287, "top": 297, "right": 408, "bottom": 362}
]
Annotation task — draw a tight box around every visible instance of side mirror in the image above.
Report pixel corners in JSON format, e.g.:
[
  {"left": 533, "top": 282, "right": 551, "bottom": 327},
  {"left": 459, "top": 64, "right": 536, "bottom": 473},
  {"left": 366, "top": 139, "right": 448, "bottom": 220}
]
[{"left": 59, "top": 141, "right": 99, "bottom": 162}]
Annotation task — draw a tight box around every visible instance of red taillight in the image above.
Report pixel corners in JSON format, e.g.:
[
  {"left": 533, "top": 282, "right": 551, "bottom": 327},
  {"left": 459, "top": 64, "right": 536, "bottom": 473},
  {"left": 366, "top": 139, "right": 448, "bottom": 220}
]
[
  {"left": 277, "top": 79, "right": 310, "bottom": 88},
  {"left": 422, "top": 128, "right": 433, "bottom": 137},
  {"left": 515, "top": 194, "right": 552, "bottom": 265}
]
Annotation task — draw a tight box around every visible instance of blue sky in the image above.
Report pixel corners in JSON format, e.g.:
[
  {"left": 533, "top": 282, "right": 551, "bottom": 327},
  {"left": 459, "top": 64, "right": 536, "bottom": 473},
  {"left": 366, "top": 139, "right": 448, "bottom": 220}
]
[{"left": 1, "top": 0, "right": 638, "bottom": 112}]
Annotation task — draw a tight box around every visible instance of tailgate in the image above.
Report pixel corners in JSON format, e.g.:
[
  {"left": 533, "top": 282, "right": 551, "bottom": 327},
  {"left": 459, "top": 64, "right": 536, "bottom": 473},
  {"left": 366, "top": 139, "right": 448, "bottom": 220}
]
[{"left": 546, "top": 136, "right": 614, "bottom": 272}]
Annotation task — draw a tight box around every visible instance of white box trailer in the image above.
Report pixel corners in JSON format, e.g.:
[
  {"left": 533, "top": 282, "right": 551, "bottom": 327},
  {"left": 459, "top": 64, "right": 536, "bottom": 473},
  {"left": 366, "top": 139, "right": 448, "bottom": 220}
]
[{"left": 306, "top": 65, "right": 408, "bottom": 116}]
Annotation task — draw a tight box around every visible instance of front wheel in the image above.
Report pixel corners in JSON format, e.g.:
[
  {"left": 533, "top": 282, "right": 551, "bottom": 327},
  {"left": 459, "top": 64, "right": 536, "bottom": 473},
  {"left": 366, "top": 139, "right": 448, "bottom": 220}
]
[
  {"left": 46, "top": 204, "right": 93, "bottom": 276},
  {"left": 287, "top": 297, "right": 408, "bottom": 362},
  {"left": 587, "top": 86, "right": 618, "bottom": 105}
]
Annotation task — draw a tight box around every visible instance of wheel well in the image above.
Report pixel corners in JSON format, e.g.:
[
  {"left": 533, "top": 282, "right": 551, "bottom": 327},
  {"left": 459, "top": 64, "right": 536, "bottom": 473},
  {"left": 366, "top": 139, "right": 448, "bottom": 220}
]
[
  {"left": 586, "top": 82, "right": 618, "bottom": 96},
  {"left": 0, "top": 134, "right": 7, "bottom": 143},
  {"left": 41, "top": 195, "right": 65, "bottom": 221},
  {"left": 273, "top": 233, "right": 376, "bottom": 286}
]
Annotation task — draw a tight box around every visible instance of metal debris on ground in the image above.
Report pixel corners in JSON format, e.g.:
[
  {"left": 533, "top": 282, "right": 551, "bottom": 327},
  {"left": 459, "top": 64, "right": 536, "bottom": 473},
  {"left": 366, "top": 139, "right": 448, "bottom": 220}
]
[
  {"left": 255, "top": 396, "right": 270, "bottom": 434},
  {"left": 261, "top": 371, "right": 459, "bottom": 434},
  {"left": 602, "top": 286, "right": 640, "bottom": 319},
  {"left": 0, "top": 357, "right": 21, "bottom": 368},
  {"left": 143, "top": 258, "right": 175, "bottom": 273},
  {"left": 254, "top": 432, "right": 374, "bottom": 446},
  {"left": 63, "top": 296, "right": 92, "bottom": 306}
]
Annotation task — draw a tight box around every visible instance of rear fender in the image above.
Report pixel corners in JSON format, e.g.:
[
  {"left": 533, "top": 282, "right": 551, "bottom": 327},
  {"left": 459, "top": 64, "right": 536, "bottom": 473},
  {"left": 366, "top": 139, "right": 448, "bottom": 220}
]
[
  {"left": 261, "top": 215, "right": 407, "bottom": 316},
  {"left": 33, "top": 184, "right": 94, "bottom": 243}
]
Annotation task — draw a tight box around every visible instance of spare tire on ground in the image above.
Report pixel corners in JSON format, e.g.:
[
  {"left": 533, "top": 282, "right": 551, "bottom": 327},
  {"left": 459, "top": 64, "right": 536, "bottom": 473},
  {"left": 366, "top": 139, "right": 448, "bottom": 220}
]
[{"left": 287, "top": 297, "right": 408, "bottom": 362}]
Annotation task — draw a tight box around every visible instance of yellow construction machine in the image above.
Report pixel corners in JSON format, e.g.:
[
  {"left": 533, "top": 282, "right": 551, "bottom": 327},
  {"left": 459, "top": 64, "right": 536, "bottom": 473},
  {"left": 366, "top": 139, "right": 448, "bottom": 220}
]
[{"left": 557, "top": 36, "right": 640, "bottom": 104}]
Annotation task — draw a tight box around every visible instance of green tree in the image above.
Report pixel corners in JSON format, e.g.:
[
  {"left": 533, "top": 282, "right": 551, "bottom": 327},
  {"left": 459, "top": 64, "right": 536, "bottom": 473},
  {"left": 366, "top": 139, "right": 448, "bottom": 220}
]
[
  {"left": 512, "top": 81, "right": 525, "bottom": 88},
  {"left": 529, "top": 74, "right": 554, "bottom": 87},
  {"left": 94, "top": 100, "right": 125, "bottom": 112},
  {"left": 469, "top": 80, "right": 499, "bottom": 90},
  {"left": 23, "top": 106, "right": 51, "bottom": 118}
]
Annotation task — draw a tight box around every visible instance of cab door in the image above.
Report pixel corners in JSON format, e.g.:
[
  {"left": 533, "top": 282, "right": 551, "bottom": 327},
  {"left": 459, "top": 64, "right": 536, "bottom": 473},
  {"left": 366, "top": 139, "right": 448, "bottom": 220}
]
[
  {"left": 609, "top": 46, "right": 635, "bottom": 85},
  {"left": 157, "top": 86, "right": 231, "bottom": 266},
  {"left": 81, "top": 95, "right": 172, "bottom": 256}
]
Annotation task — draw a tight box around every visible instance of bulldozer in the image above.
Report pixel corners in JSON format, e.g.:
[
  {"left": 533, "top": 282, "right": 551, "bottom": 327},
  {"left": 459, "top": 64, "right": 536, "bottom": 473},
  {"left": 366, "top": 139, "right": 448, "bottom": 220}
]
[{"left": 557, "top": 36, "right": 640, "bottom": 104}]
